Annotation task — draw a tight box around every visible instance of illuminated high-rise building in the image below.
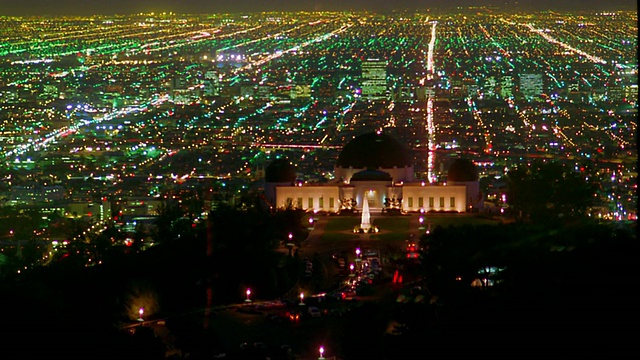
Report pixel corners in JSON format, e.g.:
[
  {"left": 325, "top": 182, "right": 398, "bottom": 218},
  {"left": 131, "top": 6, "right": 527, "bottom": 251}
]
[
  {"left": 482, "top": 75, "right": 497, "bottom": 98},
  {"left": 519, "top": 73, "right": 544, "bottom": 100},
  {"left": 203, "top": 69, "right": 220, "bottom": 97},
  {"left": 499, "top": 76, "right": 514, "bottom": 99},
  {"left": 361, "top": 58, "right": 388, "bottom": 101}
]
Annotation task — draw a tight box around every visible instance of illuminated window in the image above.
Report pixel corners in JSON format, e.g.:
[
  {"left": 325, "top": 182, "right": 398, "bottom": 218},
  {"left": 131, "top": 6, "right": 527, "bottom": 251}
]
[
  {"left": 329, "top": 197, "right": 334, "bottom": 208},
  {"left": 429, "top": 197, "right": 434, "bottom": 208},
  {"left": 418, "top": 197, "right": 424, "bottom": 207},
  {"left": 450, "top": 197, "right": 455, "bottom": 207},
  {"left": 408, "top": 197, "right": 414, "bottom": 207},
  {"left": 439, "top": 197, "right": 445, "bottom": 208},
  {"left": 308, "top": 198, "right": 313, "bottom": 208},
  {"left": 319, "top": 197, "right": 324, "bottom": 208},
  {"left": 297, "top": 198, "right": 303, "bottom": 208}
]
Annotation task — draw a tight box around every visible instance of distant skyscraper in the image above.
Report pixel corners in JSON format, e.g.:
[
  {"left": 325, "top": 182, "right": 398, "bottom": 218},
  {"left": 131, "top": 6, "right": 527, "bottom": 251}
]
[
  {"left": 519, "top": 73, "right": 544, "bottom": 100},
  {"left": 170, "top": 77, "right": 189, "bottom": 104},
  {"left": 499, "top": 76, "right": 514, "bottom": 99},
  {"left": 483, "top": 75, "right": 497, "bottom": 98},
  {"left": 625, "top": 84, "right": 638, "bottom": 104},
  {"left": 568, "top": 81, "right": 580, "bottom": 93},
  {"left": 361, "top": 58, "right": 388, "bottom": 101},
  {"left": 203, "top": 69, "right": 220, "bottom": 97},
  {"left": 606, "top": 76, "right": 626, "bottom": 102},
  {"left": 450, "top": 75, "right": 464, "bottom": 99}
]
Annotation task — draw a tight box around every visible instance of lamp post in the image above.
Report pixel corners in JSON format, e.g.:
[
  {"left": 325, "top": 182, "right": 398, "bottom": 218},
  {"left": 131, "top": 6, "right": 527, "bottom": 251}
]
[
  {"left": 286, "top": 232, "right": 294, "bottom": 256},
  {"left": 349, "top": 263, "right": 355, "bottom": 277},
  {"left": 355, "top": 247, "right": 361, "bottom": 270},
  {"left": 138, "top": 307, "right": 144, "bottom": 322},
  {"left": 318, "top": 346, "right": 325, "bottom": 360},
  {"left": 245, "top": 288, "right": 252, "bottom": 303},
  {"left": 299, "top": 292, "right": 305, "bottom": 306}
]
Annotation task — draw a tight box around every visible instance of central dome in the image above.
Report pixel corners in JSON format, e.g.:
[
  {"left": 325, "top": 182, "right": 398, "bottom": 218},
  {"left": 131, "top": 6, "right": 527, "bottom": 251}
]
[{"left": 336, "top": 132, "right": 411, "bottom": 169}]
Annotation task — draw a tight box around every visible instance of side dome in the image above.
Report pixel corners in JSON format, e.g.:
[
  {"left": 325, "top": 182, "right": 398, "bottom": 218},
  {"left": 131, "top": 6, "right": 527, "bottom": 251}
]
[
  {"left": 447, "top": 159, "right": 479, "bottom": 182},
  {"left": 336, "top": 132, "right": 411, "bottom": 169},
  {"left": 265, "top": 157, "right": 296, "bottom": 183}
]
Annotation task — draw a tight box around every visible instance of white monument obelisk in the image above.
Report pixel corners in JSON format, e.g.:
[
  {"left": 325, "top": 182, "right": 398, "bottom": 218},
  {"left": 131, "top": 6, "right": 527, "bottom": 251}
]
[{"left": 360, "top": 197, "right": 371, "bottom": 232}]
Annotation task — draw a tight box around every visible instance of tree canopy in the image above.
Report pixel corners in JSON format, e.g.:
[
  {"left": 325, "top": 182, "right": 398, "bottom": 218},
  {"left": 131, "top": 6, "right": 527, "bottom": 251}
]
[{"left": 505, "top": 160, "right": 597, "bottom": 224}]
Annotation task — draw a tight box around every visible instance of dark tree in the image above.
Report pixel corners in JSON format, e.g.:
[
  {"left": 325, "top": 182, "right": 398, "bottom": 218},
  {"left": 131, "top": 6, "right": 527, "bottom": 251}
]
[
  {"left": 153, "top": 198, "right": 187, "bottom": 243},
  {"left": 505, "top": 160, "right": 596, "bottom": 224}
]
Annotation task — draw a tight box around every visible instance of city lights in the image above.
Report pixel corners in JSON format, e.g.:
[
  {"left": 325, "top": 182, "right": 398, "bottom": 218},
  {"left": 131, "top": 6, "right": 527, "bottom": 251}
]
[{"left": 0, "top": 5, "right": 636, "bottom": 359}]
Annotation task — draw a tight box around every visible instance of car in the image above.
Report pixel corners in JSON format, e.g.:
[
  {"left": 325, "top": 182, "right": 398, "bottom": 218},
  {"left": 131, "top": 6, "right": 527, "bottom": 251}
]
[
  {"left": 307, "top": 306, "right": 321, "bottom": 317},
  {"left": 327, "top": 291, "right": 345, "bottom": 301},
  {"left": 280, "top": 344, "right": 293, "bottom": 355},
  {"left": 370, "top": 258, "right": 380, "bottom": 270},
  {"left": 287, "top": 310, "right": 301, "bottom": 321},
  {"left": 343, "top": 289, "right": 357, "bottom": 299},
  {"left": 266, "top": 313, "right": 285, "bottom": 323}
]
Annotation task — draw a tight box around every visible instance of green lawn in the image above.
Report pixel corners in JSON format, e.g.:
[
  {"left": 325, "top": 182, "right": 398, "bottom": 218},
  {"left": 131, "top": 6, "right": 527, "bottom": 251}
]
[
  {"left": 323, "top": 214, "right": 498, "bottom": 231},
  {"left": 370, "top": 216, "right": 411, "bottom": 232},
  {"left": 319, "top": 214, "right": 499, "bottom": 244},
  {"left": 419, "top": 213, "right": 500, "bottom": 228},
  {"left": 322, "top": 215, "right": 412, "bottom": 232},
  {"left": 317, "top": 215, "right": 412, "bottom": 246},
  {"left": 323, "top": 217, "right": 360, "bottom": 232}
]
